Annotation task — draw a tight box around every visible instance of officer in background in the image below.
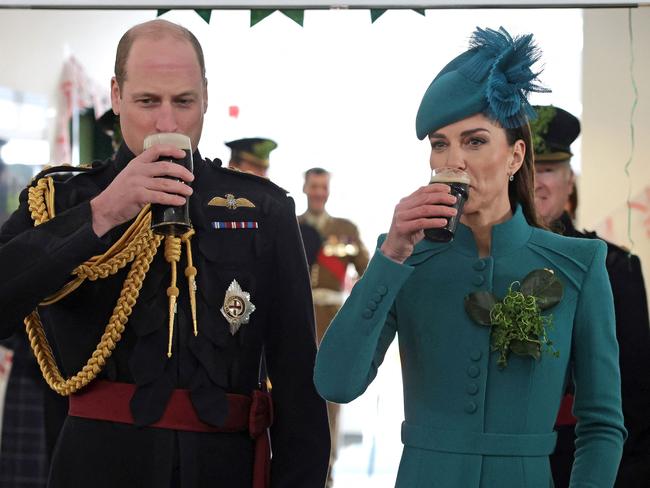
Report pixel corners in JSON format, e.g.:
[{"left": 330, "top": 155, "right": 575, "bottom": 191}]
[
  {"left": 226, "top": 137, "right": 277, "bottom": 178},
  {"left": 0, "top": 19, "right": 329, "bottom": 488},
  {"left": 298, "top": 167, "right": 369, "bottom": 487},
  {"left": 224, "top": 137, "right": 320, "bottom": 266},
  {"left": 532, "top": 105, "right": 650, "bottom": 487}
]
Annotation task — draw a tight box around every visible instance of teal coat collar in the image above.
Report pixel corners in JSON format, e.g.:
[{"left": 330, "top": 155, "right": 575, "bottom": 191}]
[{"left": 409, "top": 205, "right": 533, "bottom": 263}]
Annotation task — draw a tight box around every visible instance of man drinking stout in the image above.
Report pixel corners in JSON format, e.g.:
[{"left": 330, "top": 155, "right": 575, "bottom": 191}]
[{"left": 0, "top": 19, "right": 329, "bottom": 488}]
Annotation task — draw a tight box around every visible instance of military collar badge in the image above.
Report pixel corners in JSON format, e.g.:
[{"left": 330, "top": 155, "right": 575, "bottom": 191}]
[
  {"left": 221, "top": 280, "right": 256, "bottom": 335},
  {"left": 208, "top": 193, "right": 255, "bottom": 210}
]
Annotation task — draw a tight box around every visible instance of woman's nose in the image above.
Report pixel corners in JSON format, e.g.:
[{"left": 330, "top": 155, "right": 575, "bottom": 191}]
[{"left": 445, "top": 145, "right": 466, "bottom": 169}]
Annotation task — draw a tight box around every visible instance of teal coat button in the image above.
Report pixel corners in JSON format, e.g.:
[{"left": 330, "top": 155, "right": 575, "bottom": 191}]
[{"left": 464, "top": 401, "right": 478, "bottom": 414}]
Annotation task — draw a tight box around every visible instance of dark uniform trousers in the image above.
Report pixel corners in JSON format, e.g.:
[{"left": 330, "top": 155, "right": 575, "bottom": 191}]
[
  {"left": 550, "top": 213, "right": 650, "bottom": 487},
  {"left": 0, "top": 144, "right": 330, "bottom": 488}
]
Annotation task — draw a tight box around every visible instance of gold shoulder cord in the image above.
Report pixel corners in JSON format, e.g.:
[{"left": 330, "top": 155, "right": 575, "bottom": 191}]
[{"left": 24, "top": 177, "right": 198, "bottom": 396}]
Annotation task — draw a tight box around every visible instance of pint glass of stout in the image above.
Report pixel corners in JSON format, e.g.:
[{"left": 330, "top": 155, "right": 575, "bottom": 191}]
[
  {"left": 143, "top": 133, "right": 193, "bottom": 236},
  {"left": 423, "top": 167, "right": 470, "bottom": 243}
]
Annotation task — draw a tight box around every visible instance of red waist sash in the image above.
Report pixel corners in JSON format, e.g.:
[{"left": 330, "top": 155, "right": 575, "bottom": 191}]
[
  {"left": 69, "top": 380, "right": 273, "bottom": 488},
  {"left": 555, "top": 393, "right": 577, "bottom": 426},
  {"left": 316, "top": 249, "right": 347, "bottom": 286}
]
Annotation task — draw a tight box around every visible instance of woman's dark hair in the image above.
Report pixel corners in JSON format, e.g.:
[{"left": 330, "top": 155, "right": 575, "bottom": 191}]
[{"left": 503, "top": 122, "right": 545, "bottom": 229}]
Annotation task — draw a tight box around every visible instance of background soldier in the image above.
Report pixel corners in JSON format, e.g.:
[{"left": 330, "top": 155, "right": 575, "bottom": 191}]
[
  {"left": 225, "top": 137, "right": 277, "bottom": 178},
  {"left": 532, "top": 105, "right": 650, "bottom": 487},
  {"left": 298, "top": 167, "right": 369, "bottom": 487}
]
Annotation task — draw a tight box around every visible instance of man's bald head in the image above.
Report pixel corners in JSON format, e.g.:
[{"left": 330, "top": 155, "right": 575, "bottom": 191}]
[{"left": 114, "top": 19, "right": 206, "bottom": 90}]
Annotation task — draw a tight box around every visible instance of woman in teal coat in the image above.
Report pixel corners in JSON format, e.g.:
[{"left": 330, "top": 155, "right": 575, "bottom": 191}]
[{"left": 314, "top": 27, "right": 625, "bottom": 487}]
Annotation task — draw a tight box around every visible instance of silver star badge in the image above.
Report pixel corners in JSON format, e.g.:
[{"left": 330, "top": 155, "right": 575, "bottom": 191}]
[{"left": 221, "top": 280, "right": 256, "bottom": 335}]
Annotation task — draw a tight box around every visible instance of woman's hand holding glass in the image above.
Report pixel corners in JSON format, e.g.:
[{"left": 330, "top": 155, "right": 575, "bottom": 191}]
[{"left": 380, "top": 184, "right": 458, "bottom": 264}]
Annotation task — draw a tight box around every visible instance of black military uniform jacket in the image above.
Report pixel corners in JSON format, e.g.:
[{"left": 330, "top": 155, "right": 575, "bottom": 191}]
[
  {"left": 552, "top": 212, "right": 650, "bottom": 487},
  {"left": 0, "top": 144, "right": 330, "bottom": 488}
]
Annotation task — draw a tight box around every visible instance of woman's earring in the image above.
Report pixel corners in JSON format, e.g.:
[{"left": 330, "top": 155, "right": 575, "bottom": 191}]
[{"left": 509, "top": 173, "right": 514, "bottom": 182}]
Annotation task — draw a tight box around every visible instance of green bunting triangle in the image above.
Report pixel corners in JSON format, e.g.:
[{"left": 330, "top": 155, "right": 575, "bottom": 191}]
[
  {"left": 370, "top": 9, "right": 387, "bottom": 23},
  {"left": 251, "top": 9, "right": 304, "bottom": 27},
  {"left": 280, "top": 9, "right": 304, "bottom": 26},
  {"left": 251, "top": 9, "right": 276, "bottom": 27},
  {"left": 195, "top": 9, "right": 212, "bottom": 24},
  {"left": 413, "top": 8, "right": 426, "bottom": 16},
  {"left": 156, "top": 9, "right": 211, "bottom": 24}
]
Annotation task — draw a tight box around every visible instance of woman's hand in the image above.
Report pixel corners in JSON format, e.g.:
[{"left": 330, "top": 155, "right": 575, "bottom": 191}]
[
  {"left": 380, "top": 183, "right": 457, "bottom": 264},
  {"left": 90, "top": 144, "right": 194, "bottom": 237}
]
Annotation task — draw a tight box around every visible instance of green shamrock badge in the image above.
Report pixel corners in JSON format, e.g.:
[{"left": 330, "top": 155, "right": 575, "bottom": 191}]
[{"left": 464, "top": 268, "right": 564, "bottom": 368}]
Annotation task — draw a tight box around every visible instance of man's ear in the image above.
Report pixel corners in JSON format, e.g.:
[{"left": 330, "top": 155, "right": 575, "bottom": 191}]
[
  {"left": 110, "top": 77, "right": 121, "bottom": 116},
  {"left": 568, "top": 168, "right": 576, "bottom": 186},
  {"left": 203, "top": 78, "right": 208, "bottom": 114}
]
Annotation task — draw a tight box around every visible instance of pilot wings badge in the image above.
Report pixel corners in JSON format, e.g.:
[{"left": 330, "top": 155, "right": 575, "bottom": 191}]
[
  {"left": 208, "top": 193, "right": 256, "bottom": 210},
  {"left": 221, "top": 280, "right": 256, "bottom": 335}
]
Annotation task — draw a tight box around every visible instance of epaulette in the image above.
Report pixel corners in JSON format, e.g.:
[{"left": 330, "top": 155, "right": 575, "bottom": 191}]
[
  {"left": 30, "top": 161, "right": 106, "bottom": 185},
  {"left": 579, "top": 228, "right": 635, "bottom": 258},
  {"left": 206, "top": 157, "right": 289, "bottom": 196}
]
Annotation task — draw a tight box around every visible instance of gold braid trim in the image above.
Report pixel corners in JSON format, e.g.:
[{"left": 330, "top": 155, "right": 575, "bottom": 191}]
[
  {"left": 182, "top": 229, "right": 198, "bottom": 336},
  {"left": 24, "top": 176, "right": 163, "bottom": 395},
  {"left": 162, "top": 229, "right": 198, "bottom": 357},
  {"left": 164, "top": 236, "right": 181, "bottom": 358},
  {"left": 28, "top": 177, "right": 56, "bottom": 225}
]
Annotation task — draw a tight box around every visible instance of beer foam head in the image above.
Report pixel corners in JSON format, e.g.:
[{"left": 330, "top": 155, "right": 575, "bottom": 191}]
[
  {"left": 430, "top": 168, "right": 470, "bottom": 185},
  {"left": 143, "top": 133, "right": 192, "bottom": 151}
]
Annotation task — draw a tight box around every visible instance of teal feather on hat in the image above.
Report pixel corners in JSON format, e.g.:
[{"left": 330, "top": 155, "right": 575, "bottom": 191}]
[{"left": 416, "top": 26, "right": 550, "bottom": 139}]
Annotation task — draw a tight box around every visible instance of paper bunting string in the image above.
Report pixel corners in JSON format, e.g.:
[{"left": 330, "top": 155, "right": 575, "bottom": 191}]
[
  {"left": 251, "top": 9, "right": 304, "bottom": 27},
  {"left": 371, "top": 8, "right": 426, "bottom": 23},
  {"left": 157, "top": 9, "right": 212, "bottom": 24},
  {"left": 155, "top": 8, "right": 427, "bottom": 27}
]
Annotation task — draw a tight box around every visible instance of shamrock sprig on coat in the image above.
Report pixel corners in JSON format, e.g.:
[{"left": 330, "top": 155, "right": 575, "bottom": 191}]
[{"left": 464, "top": 268, "right": 564, "bottom": 368}]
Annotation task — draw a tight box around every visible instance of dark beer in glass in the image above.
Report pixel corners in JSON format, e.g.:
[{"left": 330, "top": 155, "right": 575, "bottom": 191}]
[
  {"left": 143, "top": 133, "right": 193, "bottom": 236},
  {"left": 424, "top": 167, "right": 470, "bottom": 243}
]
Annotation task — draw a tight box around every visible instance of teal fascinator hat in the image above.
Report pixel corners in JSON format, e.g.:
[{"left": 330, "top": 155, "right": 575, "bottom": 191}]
[{"left": 415, "top": 27, "right": 549, "bottom": 140}]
